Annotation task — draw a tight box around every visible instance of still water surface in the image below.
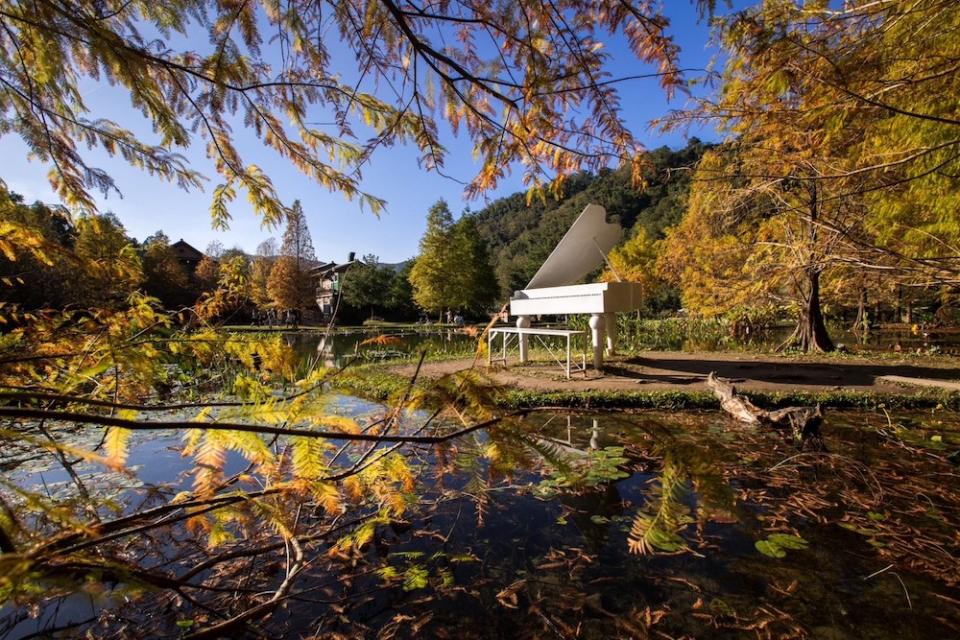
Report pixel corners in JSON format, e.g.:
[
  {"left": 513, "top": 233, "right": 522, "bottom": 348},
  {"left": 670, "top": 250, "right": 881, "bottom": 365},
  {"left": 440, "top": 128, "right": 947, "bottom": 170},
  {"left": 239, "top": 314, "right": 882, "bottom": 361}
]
[
  {"left": 279, "top": 324, "right": 960, "bottom": 370},
  {"left": 6, "top": 396, "right": 959, "bottom": 639}
]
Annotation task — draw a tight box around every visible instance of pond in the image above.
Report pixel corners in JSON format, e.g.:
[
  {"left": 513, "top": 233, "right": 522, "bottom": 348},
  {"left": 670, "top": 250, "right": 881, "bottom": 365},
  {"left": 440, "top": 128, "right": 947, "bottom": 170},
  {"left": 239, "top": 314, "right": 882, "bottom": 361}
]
[
  {"left": 272, "top": 323, "right": 960, "bottom": 371},
  {"left": 288, "top": 327, "right": 478, "bottom": 369},
  {"left": 3, "top": 394, "right": 959, "bottom": 639},
  {"left": 607, "top": 319, "right": 960, "bottom": 355}
]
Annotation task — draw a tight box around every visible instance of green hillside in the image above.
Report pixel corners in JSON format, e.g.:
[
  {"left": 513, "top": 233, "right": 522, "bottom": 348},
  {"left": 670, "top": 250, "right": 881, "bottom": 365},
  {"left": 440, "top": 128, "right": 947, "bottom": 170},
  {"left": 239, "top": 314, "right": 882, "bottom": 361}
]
[{"left": 469, "top": 139, "right": 710, "bottom": 297}]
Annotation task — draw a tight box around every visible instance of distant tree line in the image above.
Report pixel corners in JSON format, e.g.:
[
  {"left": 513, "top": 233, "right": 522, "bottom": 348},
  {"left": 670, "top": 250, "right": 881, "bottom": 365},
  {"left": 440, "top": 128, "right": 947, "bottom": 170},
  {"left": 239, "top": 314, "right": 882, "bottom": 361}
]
[
  {"left": 0, "top": 192, "right": 336, "bottom": 324},
  {"left": 0, "top": 189, "right": 443, "bottom": 325},
  {"left": 0, "top": 189, "right": 198, "bottom": 313},
  {"left": 334, "top": 199, "right": 502, "bottom": 324},
  {"left": 338, "top": 256, "right": 416, "bottom": 322}
]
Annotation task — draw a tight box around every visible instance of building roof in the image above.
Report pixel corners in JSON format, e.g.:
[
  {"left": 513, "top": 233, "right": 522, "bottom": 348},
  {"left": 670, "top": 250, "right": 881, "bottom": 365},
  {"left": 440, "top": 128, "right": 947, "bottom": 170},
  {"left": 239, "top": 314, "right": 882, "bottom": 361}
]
[
  {"left": 310, "top": 260, "right": 357, "bottom": 277},
  {"left": 170, "top": 239, "right": 204, "bottom": 261}
]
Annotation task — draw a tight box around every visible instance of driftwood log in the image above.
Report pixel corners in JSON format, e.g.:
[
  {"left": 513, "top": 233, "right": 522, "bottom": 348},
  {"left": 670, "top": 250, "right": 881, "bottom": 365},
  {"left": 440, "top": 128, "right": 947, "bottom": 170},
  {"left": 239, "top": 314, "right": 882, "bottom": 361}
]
[{"left": 706, "top": 372, "right": 823, "bottom": 442}]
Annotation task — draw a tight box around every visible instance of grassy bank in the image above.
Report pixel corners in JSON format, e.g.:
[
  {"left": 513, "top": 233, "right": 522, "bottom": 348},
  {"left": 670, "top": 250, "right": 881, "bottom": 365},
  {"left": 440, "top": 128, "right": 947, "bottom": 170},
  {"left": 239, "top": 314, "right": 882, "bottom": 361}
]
[
  {"left": 335, "top": 366, "right": 960, "bottom": 411},
  {"left": 500, "top": 388, "right": 960, "bottom": 410}
]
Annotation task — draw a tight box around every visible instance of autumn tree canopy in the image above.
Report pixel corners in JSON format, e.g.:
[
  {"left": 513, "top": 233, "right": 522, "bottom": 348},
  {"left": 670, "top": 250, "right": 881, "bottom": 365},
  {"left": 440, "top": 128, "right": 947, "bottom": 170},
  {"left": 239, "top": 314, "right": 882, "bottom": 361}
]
[
  {"left": 654, "top": 0, "right": 960, "bottom": 350},
  {"left": 267, "top": 254, "right": 309, "bottom": 313},
  {"left": 0, "top": 0, "right": 697, "bottom": 225},
  {"left": 409, "top": 200, "right": 458, "bottom": 319}
]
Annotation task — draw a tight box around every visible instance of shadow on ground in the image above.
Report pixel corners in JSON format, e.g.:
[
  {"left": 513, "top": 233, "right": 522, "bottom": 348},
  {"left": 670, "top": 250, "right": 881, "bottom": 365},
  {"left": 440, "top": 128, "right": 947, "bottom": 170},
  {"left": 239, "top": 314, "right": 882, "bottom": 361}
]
[{"left": 617, "top": 355, "right": 960, "bottom": 388}]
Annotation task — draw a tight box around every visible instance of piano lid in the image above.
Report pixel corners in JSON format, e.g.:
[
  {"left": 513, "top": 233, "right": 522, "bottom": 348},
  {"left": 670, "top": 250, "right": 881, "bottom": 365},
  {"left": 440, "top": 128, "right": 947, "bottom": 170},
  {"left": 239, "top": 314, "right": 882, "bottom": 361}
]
[{"left": 525, "top": 204, "right": 622, "bottom": 290}]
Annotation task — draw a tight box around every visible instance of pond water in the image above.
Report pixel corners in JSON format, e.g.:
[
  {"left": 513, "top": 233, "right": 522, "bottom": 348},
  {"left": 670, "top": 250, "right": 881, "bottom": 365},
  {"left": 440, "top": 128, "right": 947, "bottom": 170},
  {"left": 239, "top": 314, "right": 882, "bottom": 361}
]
[
  {"left": 731, "top": 326, "right": 960, "bottom": 355},
  {"left": 4, "top": 396, "right": 959, "bottom": 639},
  {"left": 289, "top": 327, "right": 478, "bottom": 369},
  {"left": 274, "top": 323, "right": 960, "bottom": 371}
]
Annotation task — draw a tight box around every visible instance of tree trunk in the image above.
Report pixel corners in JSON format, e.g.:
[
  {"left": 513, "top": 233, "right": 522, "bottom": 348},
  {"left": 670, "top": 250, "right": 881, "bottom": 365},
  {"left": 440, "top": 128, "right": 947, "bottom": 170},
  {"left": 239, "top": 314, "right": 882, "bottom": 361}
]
[
  {"left": 896, "top": 284, "right": 903, "bottom": 323},
  {"left": 853, "top": 288, "right": 868, "bottom": 332},
  {"left": 780, "top": 269, "right": 835, "bottom": 353},
  {"left": 780, "top": 184, "right": 834, "bottom": 353}
]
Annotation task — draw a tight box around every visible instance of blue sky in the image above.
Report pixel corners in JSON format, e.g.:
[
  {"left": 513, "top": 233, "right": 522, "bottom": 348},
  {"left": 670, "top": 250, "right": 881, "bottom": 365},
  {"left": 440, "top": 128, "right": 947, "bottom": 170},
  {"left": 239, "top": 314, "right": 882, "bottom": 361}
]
[{"left": 1, "top": 2, "right": 728, "bottom": 263}]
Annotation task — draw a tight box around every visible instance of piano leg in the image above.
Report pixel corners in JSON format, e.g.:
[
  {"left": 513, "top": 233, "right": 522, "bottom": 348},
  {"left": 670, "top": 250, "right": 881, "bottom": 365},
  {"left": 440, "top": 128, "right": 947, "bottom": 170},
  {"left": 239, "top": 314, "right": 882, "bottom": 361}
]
[
  {"left": 605, "top": 312, "right": 618, "bottom": 355},
  {"left": 588, "top": 313, "right": 605, "bottom": 371},
  {"left": 517, "top": 315, "right": 531, "bottom": 363}
]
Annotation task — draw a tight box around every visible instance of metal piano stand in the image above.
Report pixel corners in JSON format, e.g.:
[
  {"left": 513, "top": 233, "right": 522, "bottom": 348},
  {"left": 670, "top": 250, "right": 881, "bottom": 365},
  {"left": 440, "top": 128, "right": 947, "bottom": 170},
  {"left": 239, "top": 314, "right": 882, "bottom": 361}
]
[{"left": 487, "top": 322, "right": 588, "bottom": 379}]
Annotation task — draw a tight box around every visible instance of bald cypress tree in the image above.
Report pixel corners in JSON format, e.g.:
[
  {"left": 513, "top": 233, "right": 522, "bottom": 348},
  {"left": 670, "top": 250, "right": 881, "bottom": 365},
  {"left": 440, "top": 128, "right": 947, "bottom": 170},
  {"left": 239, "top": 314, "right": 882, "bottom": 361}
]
[
  {"left": 274, "top": 200, "right": 317, "bottom": 316},
  {"left": 410, "top": 201, "right": 499, "bottom": 320},
  {"left": 451, "top": 216, "right": 499, "bottom": 314},
  {"left": 280, "top": 200, "right": 317, "bottom": 272},
  {"left": 409, "top": 200, "right": 457, "bottom": 321}
]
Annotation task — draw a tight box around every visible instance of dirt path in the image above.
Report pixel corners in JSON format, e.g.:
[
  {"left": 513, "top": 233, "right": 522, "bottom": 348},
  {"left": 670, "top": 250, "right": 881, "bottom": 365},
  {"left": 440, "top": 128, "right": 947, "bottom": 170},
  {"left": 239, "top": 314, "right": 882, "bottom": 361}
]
[{"left": 392, "top": 351, "right": 960, "bottom": 394}]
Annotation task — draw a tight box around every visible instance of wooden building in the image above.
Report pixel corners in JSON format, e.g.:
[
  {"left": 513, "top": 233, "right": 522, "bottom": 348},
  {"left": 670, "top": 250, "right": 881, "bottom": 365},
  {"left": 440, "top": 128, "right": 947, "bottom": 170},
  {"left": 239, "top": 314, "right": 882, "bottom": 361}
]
[
  {"left": 170, "top": 239, "right": 204, "bottom": 273},
  {"left": 311, "top": 254, "right": 357, "bottom": 316}
]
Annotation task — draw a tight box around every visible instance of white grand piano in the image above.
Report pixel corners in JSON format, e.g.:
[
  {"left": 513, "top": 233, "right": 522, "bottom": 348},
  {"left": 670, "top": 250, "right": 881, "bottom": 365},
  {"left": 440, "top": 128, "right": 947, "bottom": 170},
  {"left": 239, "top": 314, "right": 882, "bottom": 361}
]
[{"left": 509, "top": 203, "right": 644, "bottom": 370}]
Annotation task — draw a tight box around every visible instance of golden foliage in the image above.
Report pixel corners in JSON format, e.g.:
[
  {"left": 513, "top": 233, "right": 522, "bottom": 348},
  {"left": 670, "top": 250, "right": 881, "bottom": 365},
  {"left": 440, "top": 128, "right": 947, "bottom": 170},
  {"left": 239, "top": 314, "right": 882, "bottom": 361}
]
[
  {"left": 0, "top": 0, "right": 689, "bottom": 225},
  {"left": 104, "top": 427, "right": 133, "bottom": 469},
  {"left": 266, "top": 255, "right": 306, "bottom": 311},
  {"left": 360, "top": 334, "right": 405, "bottom": 347}
]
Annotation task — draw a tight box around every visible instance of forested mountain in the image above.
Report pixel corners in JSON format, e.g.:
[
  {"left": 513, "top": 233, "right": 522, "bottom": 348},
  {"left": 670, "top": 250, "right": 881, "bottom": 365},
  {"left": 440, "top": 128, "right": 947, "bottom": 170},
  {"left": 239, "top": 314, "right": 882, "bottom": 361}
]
[{"left": 469, "top": 139, "right": 710, "bottom": 298}]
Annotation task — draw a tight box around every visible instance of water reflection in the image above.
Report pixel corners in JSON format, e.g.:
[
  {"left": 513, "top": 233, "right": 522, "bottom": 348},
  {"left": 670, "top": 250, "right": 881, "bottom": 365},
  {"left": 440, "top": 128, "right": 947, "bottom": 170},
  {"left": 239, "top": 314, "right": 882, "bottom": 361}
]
[
  {"left": 352, "top": 409, "right": 960, "bottom": 639},
  {"left": 4, "top": 405, "right": 960, "bottom": 639},
  {"left": 282, "top": 328, "right": 478, "bottom": 368}
]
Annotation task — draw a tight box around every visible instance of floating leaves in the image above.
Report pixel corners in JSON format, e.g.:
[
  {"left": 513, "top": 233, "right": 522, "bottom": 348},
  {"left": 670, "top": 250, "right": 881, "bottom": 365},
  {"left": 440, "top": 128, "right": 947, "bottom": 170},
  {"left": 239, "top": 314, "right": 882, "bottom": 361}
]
[{"left": 754, "top": 533, "right": 809, "bottom": 559}]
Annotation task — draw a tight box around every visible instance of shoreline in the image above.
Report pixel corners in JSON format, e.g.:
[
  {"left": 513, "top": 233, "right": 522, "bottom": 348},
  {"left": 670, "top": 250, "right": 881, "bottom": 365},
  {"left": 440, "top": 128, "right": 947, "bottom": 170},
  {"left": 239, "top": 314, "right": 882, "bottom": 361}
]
[{"left": 338, "top": 351, "right": 960, "bottom": 410}]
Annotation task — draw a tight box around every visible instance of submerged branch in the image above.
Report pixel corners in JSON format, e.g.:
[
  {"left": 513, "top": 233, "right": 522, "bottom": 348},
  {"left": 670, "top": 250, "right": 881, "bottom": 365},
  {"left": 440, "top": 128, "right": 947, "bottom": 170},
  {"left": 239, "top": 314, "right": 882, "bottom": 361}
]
[{"left": 706, "top": 372, "right": 823, "bottom": 442}]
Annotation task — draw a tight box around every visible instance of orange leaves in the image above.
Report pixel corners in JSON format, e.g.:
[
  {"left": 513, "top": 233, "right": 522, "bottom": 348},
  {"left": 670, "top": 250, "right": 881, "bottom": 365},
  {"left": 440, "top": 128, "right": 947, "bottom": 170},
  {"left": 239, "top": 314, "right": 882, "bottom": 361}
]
[
  {"left": 343, "top": 475, "right": 365, "bottom": 502},
  {"left": 360, "top": 334, "right": 405, "bottom": 347},
  {"left": 311, "top": 482, "right": 343, "bottom": 514},
  {"left": 104, "top": 426, "right": 132, "bottom": 470},
  {"left": 2, "top": 0, "right": 691, "bottom": 224},
  {"left": 265, "top": 255, "right": 304, "bottom": 312},
  {"left": 193, "top": 432, "right": 226, "bottom": 499},
  {"left": 313, "top": 415, "right": 362, "bottom": 434}
]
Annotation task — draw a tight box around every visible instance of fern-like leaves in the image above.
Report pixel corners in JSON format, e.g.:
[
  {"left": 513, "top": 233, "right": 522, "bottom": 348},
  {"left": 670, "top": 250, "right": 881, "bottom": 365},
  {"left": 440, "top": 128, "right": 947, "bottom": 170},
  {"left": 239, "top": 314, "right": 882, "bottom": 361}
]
[{"left": 628, "top": 454, "right": 693, "bottom": 555}]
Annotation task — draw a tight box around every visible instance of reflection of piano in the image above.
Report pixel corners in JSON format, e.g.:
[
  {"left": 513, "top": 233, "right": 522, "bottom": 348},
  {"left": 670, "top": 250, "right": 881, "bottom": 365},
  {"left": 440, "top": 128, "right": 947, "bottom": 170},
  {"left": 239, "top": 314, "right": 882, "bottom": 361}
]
[{"left": 509, "top": 204, "right": 644, "bottom": 369}]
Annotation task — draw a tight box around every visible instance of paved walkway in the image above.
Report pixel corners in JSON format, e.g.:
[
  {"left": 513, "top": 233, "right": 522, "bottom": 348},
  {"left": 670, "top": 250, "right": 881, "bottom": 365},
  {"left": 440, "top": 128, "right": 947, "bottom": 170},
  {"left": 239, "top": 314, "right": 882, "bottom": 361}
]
[{"left": 393, "top": 351, "right": 960, "bottom": 394}]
